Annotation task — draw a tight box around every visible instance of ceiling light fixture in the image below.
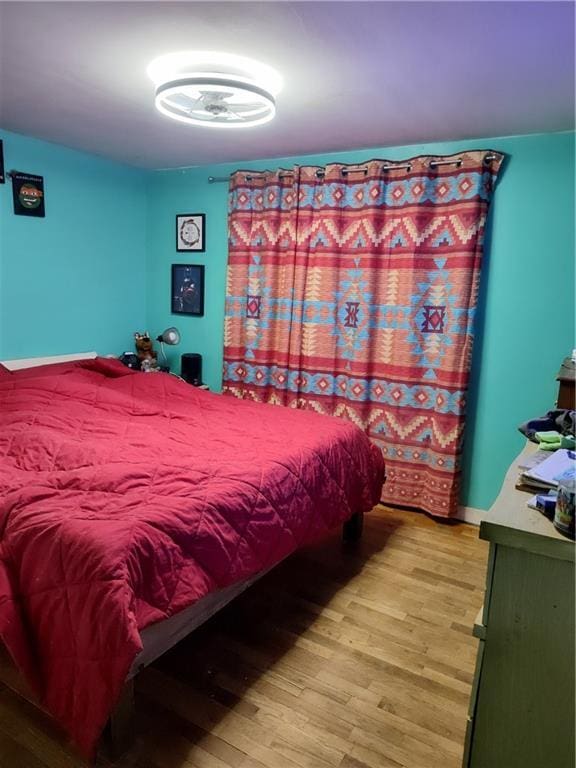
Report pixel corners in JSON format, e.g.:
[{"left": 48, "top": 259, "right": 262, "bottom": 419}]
[{"left": 147, "top": 51, "right": 282, "bottom": 129}]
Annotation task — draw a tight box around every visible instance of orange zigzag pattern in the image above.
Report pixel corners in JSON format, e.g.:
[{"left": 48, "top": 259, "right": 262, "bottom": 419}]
[{"left": 230, "top": 213, "right": 486, "bottom": 249}]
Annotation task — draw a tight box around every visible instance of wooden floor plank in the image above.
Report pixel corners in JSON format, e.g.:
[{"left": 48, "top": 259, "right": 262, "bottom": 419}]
[{"left": 0, "top": 506, "right": 487, "bottom": 768}]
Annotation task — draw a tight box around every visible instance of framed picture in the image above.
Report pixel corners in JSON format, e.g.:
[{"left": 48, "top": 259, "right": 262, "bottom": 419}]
[
  {"left": 176, "top": 213, "right": 205, "bottom": 252},
  {"left": 11, "top": 171, "right": 45, "bottom": 216},
  {"left": 171, "top": 264, "right": 205, "bottom": 316}
]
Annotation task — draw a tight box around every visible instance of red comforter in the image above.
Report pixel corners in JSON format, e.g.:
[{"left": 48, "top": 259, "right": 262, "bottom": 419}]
[{"left": 0, "top": 358, "right": 384, "bottom": 755}]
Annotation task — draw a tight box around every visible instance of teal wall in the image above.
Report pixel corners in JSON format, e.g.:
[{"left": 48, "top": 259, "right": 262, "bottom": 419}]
[
  {"left": 147, "top": 132, "right": 575, "bottom": 511},
  {"left": 1, "top": 128, "right": 573, "bottom": 511},
  {"left": 0, "top": 130, "right": 147, "bottom": 359}
]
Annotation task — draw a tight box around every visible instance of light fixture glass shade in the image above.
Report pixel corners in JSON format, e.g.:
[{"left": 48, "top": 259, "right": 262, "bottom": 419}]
[{"left": 157, "top": 327, "right": 180, "bottom": 345}]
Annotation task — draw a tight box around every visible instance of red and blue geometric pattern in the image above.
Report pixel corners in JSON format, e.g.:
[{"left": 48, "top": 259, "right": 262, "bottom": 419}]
[{"left": 223, "top": 152, "right": 503, "bottom": 516}]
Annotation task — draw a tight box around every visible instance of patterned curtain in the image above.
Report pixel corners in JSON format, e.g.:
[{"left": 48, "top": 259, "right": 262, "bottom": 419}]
[{"left": 223, "top": 152, "right": 503, "bottom": 516}]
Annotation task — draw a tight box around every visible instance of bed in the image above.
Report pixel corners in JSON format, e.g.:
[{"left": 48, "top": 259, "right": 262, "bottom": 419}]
[{"left": 0, "top": 355, "right": 384, "bottom": 758}]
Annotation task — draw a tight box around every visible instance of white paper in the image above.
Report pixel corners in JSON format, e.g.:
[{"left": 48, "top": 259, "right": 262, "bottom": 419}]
[{"left": 522, "top": 449, "right": 576, "bottom": 488}]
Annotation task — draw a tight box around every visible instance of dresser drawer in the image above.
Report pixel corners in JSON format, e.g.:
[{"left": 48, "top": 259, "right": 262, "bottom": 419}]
[{"left": 469, "top": 543, "right": 574, "bottom": 768}]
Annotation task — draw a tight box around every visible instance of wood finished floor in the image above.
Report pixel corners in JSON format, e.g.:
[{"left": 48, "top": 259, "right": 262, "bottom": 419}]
[{"left": 0, "top": 507, "right": 488, "bottom": 768}]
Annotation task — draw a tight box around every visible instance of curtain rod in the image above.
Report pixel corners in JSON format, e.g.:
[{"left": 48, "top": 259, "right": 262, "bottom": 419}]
[{"left": 207, "top": 154, "right": 499, "bottom": 184}]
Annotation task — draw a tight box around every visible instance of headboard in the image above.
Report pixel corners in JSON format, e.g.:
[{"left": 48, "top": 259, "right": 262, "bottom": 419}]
[{"left": 0, "top": 351, "right": 97, "bottom": 371}]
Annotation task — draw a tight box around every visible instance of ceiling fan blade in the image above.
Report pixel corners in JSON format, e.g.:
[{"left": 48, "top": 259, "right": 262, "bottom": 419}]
[
  {"left": 198, "top": 90, "right": 234, "bottom": 101},
  {"left": 164, "top": 93, "right": 206, "bottom": 112},
  {"left": 225, "top": 102, "right": 265, "bottom": 113}
]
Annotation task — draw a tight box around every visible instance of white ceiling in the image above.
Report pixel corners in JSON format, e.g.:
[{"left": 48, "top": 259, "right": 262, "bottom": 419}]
[{"left": 0, "top": 1, "right": 573, "bottom": 169}]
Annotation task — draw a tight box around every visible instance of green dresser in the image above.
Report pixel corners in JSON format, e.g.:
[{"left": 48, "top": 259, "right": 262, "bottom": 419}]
[{"left": 464, "top": 444, "right": 575, "bottom": 768}]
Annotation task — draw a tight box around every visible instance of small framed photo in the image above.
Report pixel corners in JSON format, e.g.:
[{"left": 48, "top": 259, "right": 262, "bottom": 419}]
[
  {"left": 176, "top": 213, "right": 205, "bottom": 252},
  {"left": 11, "top": 171, "right": 45, "bottom": 216},
  {"left": 171, "top": 264, "right": 205, "bottom": 316}
]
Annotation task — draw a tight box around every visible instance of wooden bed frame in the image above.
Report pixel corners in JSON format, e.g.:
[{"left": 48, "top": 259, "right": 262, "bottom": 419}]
[{"left": 0, "top": 351, "right": 365, "bottom": 759}]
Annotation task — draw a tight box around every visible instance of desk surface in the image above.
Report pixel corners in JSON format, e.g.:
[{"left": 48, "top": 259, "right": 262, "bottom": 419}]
[
  {"left": 483, "top": 441, "right": 568, "bottom": 540},
  {"left": 480, "top": 442, "right": 574, "bottom": 561}
]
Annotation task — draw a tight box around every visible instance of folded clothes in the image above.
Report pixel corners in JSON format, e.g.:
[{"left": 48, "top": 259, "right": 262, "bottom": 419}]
[
  {"left": 519, "top": 409, "right": 576, "bottom": 443},
  {"left": 534, "top": 430, "right": 576, "bottom": 451},
  {"left": 536, "top": 430, "right": 563, "bottom": 443}
]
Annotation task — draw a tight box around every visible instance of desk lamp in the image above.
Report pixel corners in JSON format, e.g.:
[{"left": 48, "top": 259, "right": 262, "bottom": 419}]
[{"left": 156, "top": 327, "right": 180, "bottom": 368}]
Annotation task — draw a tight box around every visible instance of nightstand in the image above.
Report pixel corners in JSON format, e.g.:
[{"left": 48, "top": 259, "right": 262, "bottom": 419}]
[{"left": 556, "top": 357, "right": 575, "bottom": 409}]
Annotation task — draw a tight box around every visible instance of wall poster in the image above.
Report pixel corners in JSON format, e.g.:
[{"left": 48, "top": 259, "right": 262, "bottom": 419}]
[{"left": 11, "top": 171, "right": 45, "bottom": 217}]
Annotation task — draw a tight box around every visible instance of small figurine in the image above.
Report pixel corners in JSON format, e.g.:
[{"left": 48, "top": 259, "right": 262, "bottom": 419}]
[{"left": 134, "top": 332, "right": 159, "bottom": 372}]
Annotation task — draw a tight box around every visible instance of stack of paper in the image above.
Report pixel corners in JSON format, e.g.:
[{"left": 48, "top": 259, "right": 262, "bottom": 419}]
[{"left": 520, "top": 449, "right": 576, "bottom": 491}]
